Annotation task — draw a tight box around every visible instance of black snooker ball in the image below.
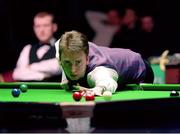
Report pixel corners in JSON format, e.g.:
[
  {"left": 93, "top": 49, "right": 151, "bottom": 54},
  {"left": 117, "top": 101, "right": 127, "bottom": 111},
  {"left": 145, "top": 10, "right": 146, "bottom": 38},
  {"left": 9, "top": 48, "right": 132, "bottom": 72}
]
[
  {"left": 170, "top": 90, "right": 179, "bottom": 96},
  {"left": 12, "top": 88, "right": 21, "bottom": 97},
  {"left": 20, "top": 84, "right": 28, "bottom": 92}
]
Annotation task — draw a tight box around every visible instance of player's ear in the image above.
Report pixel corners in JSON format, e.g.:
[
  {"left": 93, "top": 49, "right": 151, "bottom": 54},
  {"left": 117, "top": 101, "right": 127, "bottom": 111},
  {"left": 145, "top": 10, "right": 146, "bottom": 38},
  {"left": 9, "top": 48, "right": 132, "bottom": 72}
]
[{"left": 53, "top": 23, "right": 58, "bottom": 33}]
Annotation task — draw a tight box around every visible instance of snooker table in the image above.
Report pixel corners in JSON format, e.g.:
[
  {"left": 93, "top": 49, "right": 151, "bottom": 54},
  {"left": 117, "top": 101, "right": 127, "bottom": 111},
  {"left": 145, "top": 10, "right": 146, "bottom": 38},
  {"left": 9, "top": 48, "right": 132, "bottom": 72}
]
[{"left": 1, "top": 82, "right": 180, "bottom": 132}]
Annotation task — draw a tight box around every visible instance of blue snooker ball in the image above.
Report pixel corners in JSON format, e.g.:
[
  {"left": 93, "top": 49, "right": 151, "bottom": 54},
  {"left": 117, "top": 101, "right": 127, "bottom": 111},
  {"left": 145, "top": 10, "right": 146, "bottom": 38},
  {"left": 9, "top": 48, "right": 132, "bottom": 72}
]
[{"left": 11, "top": 88, "right": 20, "bottom": 97}]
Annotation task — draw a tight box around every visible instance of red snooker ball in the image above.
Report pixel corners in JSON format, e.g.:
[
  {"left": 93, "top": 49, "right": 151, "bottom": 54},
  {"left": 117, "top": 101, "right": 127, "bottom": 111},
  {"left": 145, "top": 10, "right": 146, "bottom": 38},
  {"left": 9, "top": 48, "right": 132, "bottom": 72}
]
[
  {"left": 73, "top": 92, "right": 82, "bottom": 101},
  {"left": 85, "top": 94, "right": 95, "bottom": 101}
]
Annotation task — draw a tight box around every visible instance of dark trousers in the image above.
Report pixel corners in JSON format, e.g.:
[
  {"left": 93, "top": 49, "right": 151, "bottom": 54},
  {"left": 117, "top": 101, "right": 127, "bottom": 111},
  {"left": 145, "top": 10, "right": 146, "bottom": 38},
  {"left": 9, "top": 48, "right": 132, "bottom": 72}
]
[{"left": 143, "top": 60, "right": 154, "bottom": 83}]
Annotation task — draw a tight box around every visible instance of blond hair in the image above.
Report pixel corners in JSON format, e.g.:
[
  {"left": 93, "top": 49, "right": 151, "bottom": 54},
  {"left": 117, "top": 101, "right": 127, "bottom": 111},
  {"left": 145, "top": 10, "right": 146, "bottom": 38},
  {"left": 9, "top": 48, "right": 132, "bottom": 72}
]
[{"left": 57, "top": 30, "right": 89, "bottom": 59}]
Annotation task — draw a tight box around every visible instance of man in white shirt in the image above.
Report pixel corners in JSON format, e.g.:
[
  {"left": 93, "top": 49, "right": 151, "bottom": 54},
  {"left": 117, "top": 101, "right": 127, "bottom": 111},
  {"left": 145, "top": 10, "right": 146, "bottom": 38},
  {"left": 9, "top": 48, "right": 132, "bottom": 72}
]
[
  {"left": 55, "top": 31, "right": 154, "bottom": 96},
  {"left": 13, "top": 12, "right": 61, "bottom": 82}
]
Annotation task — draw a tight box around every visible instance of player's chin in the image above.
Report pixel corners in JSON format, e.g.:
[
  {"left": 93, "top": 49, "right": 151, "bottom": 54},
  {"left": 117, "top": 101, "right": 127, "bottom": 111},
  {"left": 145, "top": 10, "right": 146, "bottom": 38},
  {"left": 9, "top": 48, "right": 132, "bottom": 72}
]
[
  {"left": 38, "top": 36, "right": 50, "bottom": 42},
  {"left": 69, "top": 76, "right": 80, "bottom": 81}
]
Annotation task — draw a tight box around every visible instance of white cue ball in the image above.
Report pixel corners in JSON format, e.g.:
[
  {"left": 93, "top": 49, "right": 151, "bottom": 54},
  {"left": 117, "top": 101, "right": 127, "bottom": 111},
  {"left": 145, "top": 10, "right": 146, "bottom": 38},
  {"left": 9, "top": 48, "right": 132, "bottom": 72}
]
[{"left": 103, "top": 91, "right": 112, "bottom": 101}]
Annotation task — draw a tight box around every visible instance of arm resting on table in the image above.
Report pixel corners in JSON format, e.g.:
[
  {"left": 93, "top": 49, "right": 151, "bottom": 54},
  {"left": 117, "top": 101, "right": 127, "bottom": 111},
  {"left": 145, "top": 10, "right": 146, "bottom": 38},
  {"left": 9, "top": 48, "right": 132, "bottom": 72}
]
[{"left": 87, "top": 66, "right": 118, "bottom": 95}]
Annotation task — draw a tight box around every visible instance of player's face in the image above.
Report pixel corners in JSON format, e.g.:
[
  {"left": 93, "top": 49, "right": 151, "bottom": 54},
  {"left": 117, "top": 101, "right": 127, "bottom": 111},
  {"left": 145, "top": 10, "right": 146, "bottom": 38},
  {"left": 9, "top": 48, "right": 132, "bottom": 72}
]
[
  {"left": 60, "top": 50, "right": 88, "bottom": 81},
  {"left": 33, "top": 16, "right": 57, "bottom": 43}
]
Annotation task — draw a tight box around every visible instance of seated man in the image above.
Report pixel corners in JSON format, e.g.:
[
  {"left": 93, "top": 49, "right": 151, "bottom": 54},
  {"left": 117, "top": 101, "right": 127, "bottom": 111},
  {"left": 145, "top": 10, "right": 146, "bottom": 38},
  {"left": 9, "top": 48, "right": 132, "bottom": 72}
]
[
  {"left": 55, "top": 30, "right": 154, "bottom": 95},
  {"left": 13, "top": 12, "right": 61, "bottom": 82}
]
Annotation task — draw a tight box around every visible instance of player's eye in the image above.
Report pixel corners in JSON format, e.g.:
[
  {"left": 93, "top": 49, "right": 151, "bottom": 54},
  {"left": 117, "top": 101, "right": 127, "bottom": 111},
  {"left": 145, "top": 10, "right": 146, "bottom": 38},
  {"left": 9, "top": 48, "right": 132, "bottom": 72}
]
[
  {"left": 75, "top": 60, "right": 81, "bottom": 66},
  {"left": 64, "top": 61, "right": 72, "bottom": 66}
]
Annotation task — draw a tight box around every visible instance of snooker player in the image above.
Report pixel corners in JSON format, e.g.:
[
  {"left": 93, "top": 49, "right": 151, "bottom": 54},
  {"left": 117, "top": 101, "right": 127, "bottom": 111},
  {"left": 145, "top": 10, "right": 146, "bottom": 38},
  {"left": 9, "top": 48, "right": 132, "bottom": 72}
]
[{"left": 55, "top": 30, "right": 154, "bottom": 96}]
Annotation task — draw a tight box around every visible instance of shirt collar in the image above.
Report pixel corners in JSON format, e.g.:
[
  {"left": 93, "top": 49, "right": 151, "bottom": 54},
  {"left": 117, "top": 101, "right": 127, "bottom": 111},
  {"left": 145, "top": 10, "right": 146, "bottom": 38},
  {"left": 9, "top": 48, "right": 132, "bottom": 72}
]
[
  {"left": 49, "top": 37, "right": 56, "bottom": 46},
  {"left": 39, "top": 37, "right": 56, "bottom": 46}
]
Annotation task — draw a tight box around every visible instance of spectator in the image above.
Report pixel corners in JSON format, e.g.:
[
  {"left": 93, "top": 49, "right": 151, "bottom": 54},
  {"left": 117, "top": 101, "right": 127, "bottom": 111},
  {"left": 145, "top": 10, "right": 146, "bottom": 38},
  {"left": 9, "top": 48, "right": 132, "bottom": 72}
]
[
  {"left": 141, "top": 16, "right": 154, "bottom": 33},
  {"left": 85, "top": 9, "right": 122, "bottom": 47},
  {"left": 139, "top": 15, "right": 160, "bottom": 59},
  {"left": 111, "top": 8, "right": 141, "bottom": 50},
  {"left": 122, "top": 8, "right": 139, "bottom": 30},
  {"left": 13, "top": 12, "right": 61, "bottom": 82}
]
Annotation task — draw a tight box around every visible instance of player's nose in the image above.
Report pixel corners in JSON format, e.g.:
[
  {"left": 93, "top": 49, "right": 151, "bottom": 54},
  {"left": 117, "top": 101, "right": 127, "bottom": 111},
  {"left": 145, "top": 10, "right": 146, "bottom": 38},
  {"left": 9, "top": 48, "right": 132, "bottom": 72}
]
[{"left": 71, "top": 65, "right": 78, "bottom": 75}]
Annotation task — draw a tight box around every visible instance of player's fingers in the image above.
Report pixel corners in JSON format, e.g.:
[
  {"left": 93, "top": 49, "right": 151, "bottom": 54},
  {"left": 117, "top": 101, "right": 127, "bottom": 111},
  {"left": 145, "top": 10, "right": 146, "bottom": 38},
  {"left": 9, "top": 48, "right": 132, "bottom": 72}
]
[
  {"left": 86, "top": 90, "right": 95, "bottom": 96},
  {"left": 60, "top": 81, "right": 70, "bottom": 90},
  {"left": 72, "top": 85, "right": 80, "bottom": 91},
  {"left": 79, "top": 86, "right": 89, "bottom": 92},
  {"left": 81, "top": 91, "right": 86, "bottom": 96},
  {"left": 72, "top": 86, "right": 88, "bottom": 92},
  {"left": 94, "top": 92, "right": 102, "bottom": 96},
  {"left": 61, "top": 79, "right": 68, "bottom": 85}
]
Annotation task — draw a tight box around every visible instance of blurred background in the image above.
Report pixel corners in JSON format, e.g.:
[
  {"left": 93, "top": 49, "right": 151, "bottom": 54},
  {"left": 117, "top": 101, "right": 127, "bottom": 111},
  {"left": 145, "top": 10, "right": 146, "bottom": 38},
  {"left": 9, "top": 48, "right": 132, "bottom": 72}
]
[{"left": 0, "top": 0, "right": 179, "bottom": 74}]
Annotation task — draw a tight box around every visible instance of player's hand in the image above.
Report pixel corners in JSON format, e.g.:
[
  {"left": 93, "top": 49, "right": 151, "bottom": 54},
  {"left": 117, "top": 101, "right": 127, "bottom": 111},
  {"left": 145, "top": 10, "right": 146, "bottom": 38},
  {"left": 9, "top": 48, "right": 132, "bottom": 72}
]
[
  {"left": 73, "top": 86, "right": 105, "bottom": 96},
  {"left": 60, "top": 80, "right": 70, "bottom": 90},
  {"left": 73, "top": 85, "right": 95, "bottom": 96}
]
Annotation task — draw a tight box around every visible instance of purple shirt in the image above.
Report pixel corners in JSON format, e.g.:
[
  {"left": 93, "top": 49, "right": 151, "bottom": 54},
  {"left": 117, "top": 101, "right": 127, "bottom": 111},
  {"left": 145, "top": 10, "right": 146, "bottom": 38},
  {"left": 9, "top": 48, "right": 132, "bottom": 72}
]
[{"left": 88, "top": 42, "right": 146, "bottom": 84}]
